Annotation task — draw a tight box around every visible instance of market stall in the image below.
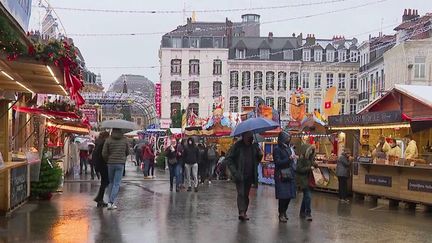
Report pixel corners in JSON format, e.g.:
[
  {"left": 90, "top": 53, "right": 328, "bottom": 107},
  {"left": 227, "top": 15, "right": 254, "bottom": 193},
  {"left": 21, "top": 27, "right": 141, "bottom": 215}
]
[{"left": 329, "top": 85, "right": 432, "bottom": 206}]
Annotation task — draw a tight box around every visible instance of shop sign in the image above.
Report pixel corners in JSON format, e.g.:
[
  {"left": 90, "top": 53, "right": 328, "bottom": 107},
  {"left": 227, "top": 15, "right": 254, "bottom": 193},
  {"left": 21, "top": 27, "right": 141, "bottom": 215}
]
[
  {"left": 81, "top": 108, "right": 98, "bottom": 123},
  {"left": 365, "top": 174, "right": 392, "bottom": 187},
  {"left": 328, "top": 110, "right": 402, "bottom": 126},
  {"left": 155, "top": 83, "right": 161, "bottom": 118},
  {"left": 0, "top": 0, "right": 32, "bottom": 30},
  {"left": 408, "top": 179, "right": 432, "bottom": 193},
  {"left": 10, "top": 166, "right": 28, "bottom": 208}
]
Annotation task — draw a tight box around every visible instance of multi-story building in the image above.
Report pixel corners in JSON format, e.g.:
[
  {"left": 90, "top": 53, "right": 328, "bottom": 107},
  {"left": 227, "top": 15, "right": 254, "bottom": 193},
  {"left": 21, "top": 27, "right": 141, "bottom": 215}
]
[
  {"left": 228, "top": 33, "right": 360, "bottom": 117},
  {"left": 159, "top": 14, "right": 260, "bottom": 122}
]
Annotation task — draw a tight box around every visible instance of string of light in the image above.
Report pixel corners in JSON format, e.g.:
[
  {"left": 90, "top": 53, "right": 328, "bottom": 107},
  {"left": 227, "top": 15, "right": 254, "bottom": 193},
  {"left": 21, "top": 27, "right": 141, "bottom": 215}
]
[{"left": 33, "top": 0, "right": 350, "bottom": 14}]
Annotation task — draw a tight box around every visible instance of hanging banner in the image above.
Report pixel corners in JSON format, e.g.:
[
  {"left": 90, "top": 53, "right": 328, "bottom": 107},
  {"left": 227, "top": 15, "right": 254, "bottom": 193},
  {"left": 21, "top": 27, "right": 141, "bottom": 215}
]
[
  {"left": 155, "top": 83, "right": 161, "bottom": 118},
  {"left": 80, "top": 108, "right": 98, "bottom": 124}
]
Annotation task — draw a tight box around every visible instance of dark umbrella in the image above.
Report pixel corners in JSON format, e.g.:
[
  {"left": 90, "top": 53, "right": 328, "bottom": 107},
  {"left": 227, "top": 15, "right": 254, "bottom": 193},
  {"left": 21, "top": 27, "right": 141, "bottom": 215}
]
[{"left": 231, "top": 117, "right": 280, "bottom": 137}]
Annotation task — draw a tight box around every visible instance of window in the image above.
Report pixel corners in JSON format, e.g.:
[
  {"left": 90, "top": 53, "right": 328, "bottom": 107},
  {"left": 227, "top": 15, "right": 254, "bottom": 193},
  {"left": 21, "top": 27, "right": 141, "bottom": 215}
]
[
  {"left": 242, "top": 71, "right": 251, "bottom": 90},
  {"left": 303, "top": 49, "right": 311, "bottom": 61},
  {"left": 172, "top": 37, "right": 182, "bottom": 48},
  {"left": 350, "top": 51, "right": 358, "bottom": 62},
  {"left": 277, "top": 72, "right": 287, "bottom": 91},
  {"left": 265, "top": 97, "right": 274, "bottom": 108},
  {"left": 213, "top": 59, "right": 222, "bottom": 75},
  {"left": 259, "top": 49, "right": 270, "bottom": 59},
  {"left": 190, "top": 37, "right": 200, "bottom": 48},
  {"left": 170, "top": 102, "right": 181, "bottom": 117},
  {"left": 241, "top": 96, "right": 250, "bottom": 107},
  {"left": 350, "top": 73, "right": 357, "bottom": 90},
  {"left": 188, "top": 81, "right": 199, "bottom": 97},
  {"left": 171, "top": 59, "right": 181, "bottom": 75},
  {"left": 338, "top": 98, "right": 345, "bottom": 114},
  {"left": 230, "top": 71, "right": 239, "bottom": 88},
  {"left": 314, "top": 97, "right": 321, "bottom": 112},
  {"left": 314, "top": 49, "right": 322, "bottom": 62},
  {"left": 229, "top": 97, "right": 239, "bottom": 112},
  {"left": 213, "top": 81, "right": 222, "bottom": 98},
  {"left": 277, "top": 97, "right": 286, "bottom": 112},
  {"left": 235, "top": 49, "right": 246, "bottom": 59},
  {"left": 302, "top": 72, "right": 310, "bottom": 89},
  {"left": 189, "top": 59, "right": 200, "bottom": 75},
  {"left": 170, "top": 81, "right": 181, "bottom": 96},
  {"left": 414, "top": 57, "right": 426, "bottom": 79},
  {"left": 213, "top": 37, "right": 223, "bottom": 48},
  {"left": 304, "top": 97, "right": 310, "bottom": 113},
  {"left": 188, "top": 103, "right": 199, "bottom": 116},
  {"left": 338, "top": 50, "right": 347, "bottom": 62},
  {"left": 314, "top": 73, "right": 322, "bottom": 88},
  {"left": 283, "top": 49, "right": 294, "bottom": 60},
  {"left": 290, "top": 72, "right": 299, "bottom": 90},
  {"left": 253, "top": 96, "right": 262, "bottom": 106},
  {"left": 326, "top": 73, "right": 334, "bottom": 88},
  {"left": 254, "top": 71, "right": 263, "bottom": 90},
  {"left": 349, "top": 98, "right": 357, "bottom": 114},
  {"left": 326, "top": 50, "right": 334, "bottom": 62},
  {"left": 338, "top": 73, "right": 346, "bottom": 89},
  {"left": 266, "top": 71, "right": 275, "bottom": 91}
]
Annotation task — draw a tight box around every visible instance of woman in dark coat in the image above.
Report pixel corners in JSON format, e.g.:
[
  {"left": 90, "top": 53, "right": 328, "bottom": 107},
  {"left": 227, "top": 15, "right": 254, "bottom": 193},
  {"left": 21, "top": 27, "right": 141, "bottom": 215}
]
[
  {"left": 93, "top": 131, "right": 110, "bottom": 207},
  {"left": 296, "top": 143, "right": 317, "bottom": 221},
  {"left": 273, "top": 131, "right": 297, "bottom": 223}
]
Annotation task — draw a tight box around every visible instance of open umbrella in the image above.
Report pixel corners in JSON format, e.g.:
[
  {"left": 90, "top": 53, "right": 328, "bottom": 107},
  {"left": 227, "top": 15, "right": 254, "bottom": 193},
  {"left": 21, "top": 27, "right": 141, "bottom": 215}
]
[
  {"left": 101, "top": 119, "right": 139, "bottom": 131},
  {"left": 231, "top": 117, "right": 280, "bottom": 137}
]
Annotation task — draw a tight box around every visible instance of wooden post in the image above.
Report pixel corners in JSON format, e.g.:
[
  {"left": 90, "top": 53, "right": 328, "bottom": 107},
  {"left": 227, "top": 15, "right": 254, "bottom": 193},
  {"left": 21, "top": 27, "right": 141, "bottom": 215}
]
[{"left": 0, "top": 100, "right": 10, "bottom": 162}]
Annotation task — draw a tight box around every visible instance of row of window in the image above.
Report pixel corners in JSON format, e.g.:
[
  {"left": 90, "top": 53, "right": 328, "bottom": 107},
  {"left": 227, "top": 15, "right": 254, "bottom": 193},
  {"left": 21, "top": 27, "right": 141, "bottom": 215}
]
[
  {"left": 230, "top": 71, "right": 358, "bottom": 90},
  {"left": 171, "top": 59, "right": 223, "bottom": 75},
  {"left": 170, "top": 81, "right": 222, "bottom": 98}
]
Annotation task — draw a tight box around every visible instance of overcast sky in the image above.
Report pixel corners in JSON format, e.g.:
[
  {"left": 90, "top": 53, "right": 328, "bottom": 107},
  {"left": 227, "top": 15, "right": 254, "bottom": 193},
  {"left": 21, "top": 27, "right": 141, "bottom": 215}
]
[{"left": 29, "top": 0, "right": 432, "bottom": 88}]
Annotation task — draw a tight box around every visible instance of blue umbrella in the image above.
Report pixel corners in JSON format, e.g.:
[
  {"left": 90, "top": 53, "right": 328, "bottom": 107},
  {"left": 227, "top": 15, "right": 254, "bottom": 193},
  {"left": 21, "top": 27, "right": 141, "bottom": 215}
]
[{"left": 231, "top": 117, "right": 280, "bottom": 137}]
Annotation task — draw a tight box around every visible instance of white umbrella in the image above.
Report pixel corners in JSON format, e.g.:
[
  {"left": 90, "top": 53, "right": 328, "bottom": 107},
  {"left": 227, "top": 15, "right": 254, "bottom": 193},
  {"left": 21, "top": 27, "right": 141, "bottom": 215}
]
[
  {"left": 101, "top": 119, "right": 139, "bottom": 130},
  {"left": 124, "top": 130, "right": 142, "bottom": 137}
]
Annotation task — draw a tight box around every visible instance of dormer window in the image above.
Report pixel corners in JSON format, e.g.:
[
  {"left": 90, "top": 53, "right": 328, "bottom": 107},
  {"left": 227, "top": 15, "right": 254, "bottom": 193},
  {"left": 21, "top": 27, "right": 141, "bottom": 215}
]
[
  {"left": 283, "top": 49, "right": 293, "bottom": 60},
  {"left": 235, "top": 49, "right": 246, "bottom": 59},
  {"left": 338, "top": 50, "right": 347, "bottom": 62},
  {"left": 326, "top": 50, "right": 335, "bottom": 62},
  {"left": 314, "top": 49, "right": 322, "bottom": 62},
  {"left": 260, "top": 49, "right": 270, "bottom": 59},
  {"left": 350, "top": 50, "right": 358, "bottom": 62},
  {"left": 303, "top": 49, "right": 311, "bottom": 61}
]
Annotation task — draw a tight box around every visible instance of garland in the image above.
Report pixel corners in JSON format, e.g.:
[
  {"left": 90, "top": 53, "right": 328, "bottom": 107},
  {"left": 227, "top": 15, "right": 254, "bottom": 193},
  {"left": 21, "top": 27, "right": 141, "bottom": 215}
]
[{"left": 0, "top": 14, "right": 26, "bottom": 59}]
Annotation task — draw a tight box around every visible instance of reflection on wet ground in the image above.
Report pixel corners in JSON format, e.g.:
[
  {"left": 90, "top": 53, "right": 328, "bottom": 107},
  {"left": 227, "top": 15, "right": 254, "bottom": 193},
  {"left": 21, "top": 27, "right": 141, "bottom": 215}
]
[{"left": 1, "top": 165, "right": 431, "bottom": 243}]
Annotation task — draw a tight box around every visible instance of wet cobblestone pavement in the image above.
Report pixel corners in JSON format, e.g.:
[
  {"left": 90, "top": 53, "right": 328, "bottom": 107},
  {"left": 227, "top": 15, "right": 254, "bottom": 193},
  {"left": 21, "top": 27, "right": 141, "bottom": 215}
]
[{"left": 1, "top": 165, "right": 431, "bottom": 243}]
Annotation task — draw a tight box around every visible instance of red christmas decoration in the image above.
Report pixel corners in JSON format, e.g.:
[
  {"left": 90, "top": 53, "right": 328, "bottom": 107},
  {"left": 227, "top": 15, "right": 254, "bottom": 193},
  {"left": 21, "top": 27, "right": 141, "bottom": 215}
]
[{"left": 325, "top": 101, "right": 332, "bottom": 109}]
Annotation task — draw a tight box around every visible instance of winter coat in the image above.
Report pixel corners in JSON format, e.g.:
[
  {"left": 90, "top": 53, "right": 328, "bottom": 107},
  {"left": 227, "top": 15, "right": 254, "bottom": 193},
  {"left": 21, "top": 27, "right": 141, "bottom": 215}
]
[
  {"left": 197, "top": 147, "right": 207, "bottom": 164},
  {"left": 176, "top": 143, "right": 185, "bottom": 164},
  {"left": 102, "top": 130, "right": 129, "bottom": 164},
  {"left": 184, "top": 142, "right": 199, "bottom": 165},
  {"left": 296, "top": 143, "right": 316, "bottom": 190},
  {"left": 336, "top": 154, "right": 351, "bottom": 177},
  {"left": 207, "top": 147, "right": 217, "bottom": 160},
  {"left": 273, "top": 132, "right": 297, "bottom": 200},
  {"left": 405, "top": 140, "right": 418, "bottom": 159},
  {"left": 388, "top": 145, "right": 402, "bottom": 158},
  {"left": 92, "top": 138, "right": 107, "bottom": 172},
  {"left": 142, "top": 144, "right": 155, "bottom": 160},
  {"left": 165, "top": 146, "right": 177, "bottom": 164},
  {"left": 224, "top": 140, "right": 263, "bottom": 185}
]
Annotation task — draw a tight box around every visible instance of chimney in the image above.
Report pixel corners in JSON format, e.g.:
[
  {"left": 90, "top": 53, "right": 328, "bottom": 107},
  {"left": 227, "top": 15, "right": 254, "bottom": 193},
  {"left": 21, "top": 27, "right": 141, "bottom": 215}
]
[
  {"left": 306, "top": 34, "right": 316, "bottom": 45},
  {"left": 402, "top": 8, "right": 420, "bottom": 22}
]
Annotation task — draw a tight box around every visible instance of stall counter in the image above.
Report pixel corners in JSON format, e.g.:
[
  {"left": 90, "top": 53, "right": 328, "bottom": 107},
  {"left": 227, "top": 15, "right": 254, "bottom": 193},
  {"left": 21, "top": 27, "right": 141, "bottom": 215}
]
[
  {"left": 353, "top": 162, "right": 432, "bottom": 205},
  {"left": 0, "top": 162, "right": 30, "bottom": 215}
]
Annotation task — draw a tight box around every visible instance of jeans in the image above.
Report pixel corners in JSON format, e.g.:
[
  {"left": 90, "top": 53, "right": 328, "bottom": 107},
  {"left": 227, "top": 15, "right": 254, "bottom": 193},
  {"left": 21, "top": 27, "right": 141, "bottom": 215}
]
[
  {"left": 338, "top": 176, "right": 349, "bottom": 200},
  {"left": 168, "top": 163, "right": 177, "bottom": 188},
  {"left": 185, "top": 163, "right": 198, "bottom": 188},
  {"left": 236, "top": 176, "right": 253, "bottom": 214},
  {"left": 208, "top": 159, "right": 216, "bottom": 179},
  {"left": 80, "top": 157, "right": 88, "bottom": 173},
  {"left": 300, "top": 188, "right": 312, "bottom": 217},
  {"left": 176, "top": 163, "right": 183, "bottom": 185},
  {"left": 135, "top": 153, "right": 141, "bottom": 166},
  {"left": 94, "top": 164, "right": 109, "bottom": 202},
  {"left": 143, "top": 159, "right": 150, "bottom": 177},
  {"left": 107, "top": 163, "right": 124, "bottom": 204},
  {"left": 148, "top": 162, "right": 154, "bottom": 176},
  {"left": 278, "top": 199, "right": 290, "bottom": 216}
]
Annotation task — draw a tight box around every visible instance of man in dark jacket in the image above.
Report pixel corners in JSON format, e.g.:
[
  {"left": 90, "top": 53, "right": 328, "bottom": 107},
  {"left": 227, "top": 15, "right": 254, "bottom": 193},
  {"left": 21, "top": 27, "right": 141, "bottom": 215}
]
[
  {"left": 93, "top": 131, "right": 110, "bottom": 207},
  {"left": 184, "top": 137, "right": 199, "bottom": 192},
  {"left": 225, "top": 131, "right": 263, "bottom": 221},
  {"left": 296, "top": 143, "right": 317, "bottom": 221},
  {"left": 336, "top": 148, "right": 352, "bottom": 203}
]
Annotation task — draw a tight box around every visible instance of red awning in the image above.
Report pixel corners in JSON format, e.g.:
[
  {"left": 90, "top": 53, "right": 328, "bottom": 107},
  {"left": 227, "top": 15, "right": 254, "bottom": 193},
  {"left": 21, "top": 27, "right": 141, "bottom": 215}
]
[{"left": 13, "top": 106, "right": 80, "bottom": 119}]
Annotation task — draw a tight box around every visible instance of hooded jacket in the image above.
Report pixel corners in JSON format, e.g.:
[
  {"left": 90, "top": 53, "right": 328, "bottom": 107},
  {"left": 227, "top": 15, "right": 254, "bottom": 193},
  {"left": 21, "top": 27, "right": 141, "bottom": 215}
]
[
  {"left": 184, "top": 138, "right": 199, "bottom": 164},
  {"left": 405, "top": 140, "right": 418, "bottom": 159},
  {"left": 102, "top": 130, "right": 129, "bottom": 164},
  {"left": 273, "top": 131, "right": 297, "bottom": 199}
]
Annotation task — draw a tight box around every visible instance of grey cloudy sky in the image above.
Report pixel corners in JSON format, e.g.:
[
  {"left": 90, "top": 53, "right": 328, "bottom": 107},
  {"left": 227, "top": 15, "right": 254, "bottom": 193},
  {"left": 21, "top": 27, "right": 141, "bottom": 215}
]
[{"left": 29, "top": 0, "right": 432, "bottom": 88}]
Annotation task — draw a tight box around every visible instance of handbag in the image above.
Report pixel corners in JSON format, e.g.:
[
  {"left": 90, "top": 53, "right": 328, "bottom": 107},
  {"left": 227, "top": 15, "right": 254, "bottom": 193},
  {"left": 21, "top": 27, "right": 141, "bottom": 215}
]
[
  {"left": 308, "top": 172, "right": 316, "bottom": 188},
  {"left": 280, "top": 167, "right": 295, "bottom": 181}
]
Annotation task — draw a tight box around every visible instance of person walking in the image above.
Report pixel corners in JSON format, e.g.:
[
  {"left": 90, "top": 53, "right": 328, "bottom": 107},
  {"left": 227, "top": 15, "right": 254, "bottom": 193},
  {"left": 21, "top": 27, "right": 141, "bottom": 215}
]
[
  {"left": 142, "top": 142, "right": 155, "bottom": 179},
  {"left": 273, "top": 131, "right": 297, "bottom": 223},
  {"left": 88, "top": 143, "right": 97, "bottom": 180},
  {"left": 198, "top": 144, "right": 208, "bottom": 184},
  {"left": 166, "top": 138, "right": 179, "bottom": 192},
  {"left": 225, "top": 131, "right": 263, "bottom": 221},
  {"left": 176, "top": 139, "right": 186, "bottom": 190},
  {"left": 296, "top": 143, "right": 317, "bottom": 221},
  {"left": 102, "top": 128, "right": 129, "bottom": 210},
  {"left": 336, "top": 148, "right": 352, "bottom": 203},
  {"left": 206, "top": 144, "right": 218, "bottom": 183},
  {"left": 93, "top": 131, "right": 110, "bottom": 207},
  {"left": 148, "top": 143, "right": 156, "bottom": 178},
  {"left": 133, "top": 142, "right": 143, "bottom": 167},
  {"left": 79, "top": 143, "right": 89, "bottom": 175},
  {"left": 184, "top": 138, "right": 199, "bottom": 192}
]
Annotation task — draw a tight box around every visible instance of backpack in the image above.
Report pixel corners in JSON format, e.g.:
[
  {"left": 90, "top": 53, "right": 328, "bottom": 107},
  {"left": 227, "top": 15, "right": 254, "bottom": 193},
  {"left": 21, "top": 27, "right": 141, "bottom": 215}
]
[{"left": 207, "top": 148, "right": 216, "bottom": 159}]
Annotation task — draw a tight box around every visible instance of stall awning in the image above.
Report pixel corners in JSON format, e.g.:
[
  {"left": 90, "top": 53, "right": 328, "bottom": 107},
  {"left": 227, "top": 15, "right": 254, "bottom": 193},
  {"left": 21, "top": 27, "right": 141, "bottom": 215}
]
[
  {"left": 0, "top": 58, "right": 67, "bottom": 95},
  {"left": 47, "top": 120, "right": 89, "bottom": 135},
  {"left": 13, "top": 106, "right": 80, "bottom": 119}
]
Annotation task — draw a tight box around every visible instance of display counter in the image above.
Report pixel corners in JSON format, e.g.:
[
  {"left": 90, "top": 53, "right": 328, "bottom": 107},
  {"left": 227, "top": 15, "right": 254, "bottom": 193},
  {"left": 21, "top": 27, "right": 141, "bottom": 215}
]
[
  {"left": 352, "top": 162, "right": 432, "bottom": 206},
  {"left": 0, "top": 161, "right": 30, "bottom": 215}
]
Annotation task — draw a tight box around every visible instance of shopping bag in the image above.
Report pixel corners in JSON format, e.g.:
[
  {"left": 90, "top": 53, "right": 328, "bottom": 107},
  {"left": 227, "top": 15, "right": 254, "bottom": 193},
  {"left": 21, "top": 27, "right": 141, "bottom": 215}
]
[
  {"left": 140, "top": 162, "right": 145, "bottom": 171},
  {"left": 312, "top": 167, "right": 325, "bottom": 186},
  {"left": 308, "top": 172, "right": 316, "bottom": 188}
]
